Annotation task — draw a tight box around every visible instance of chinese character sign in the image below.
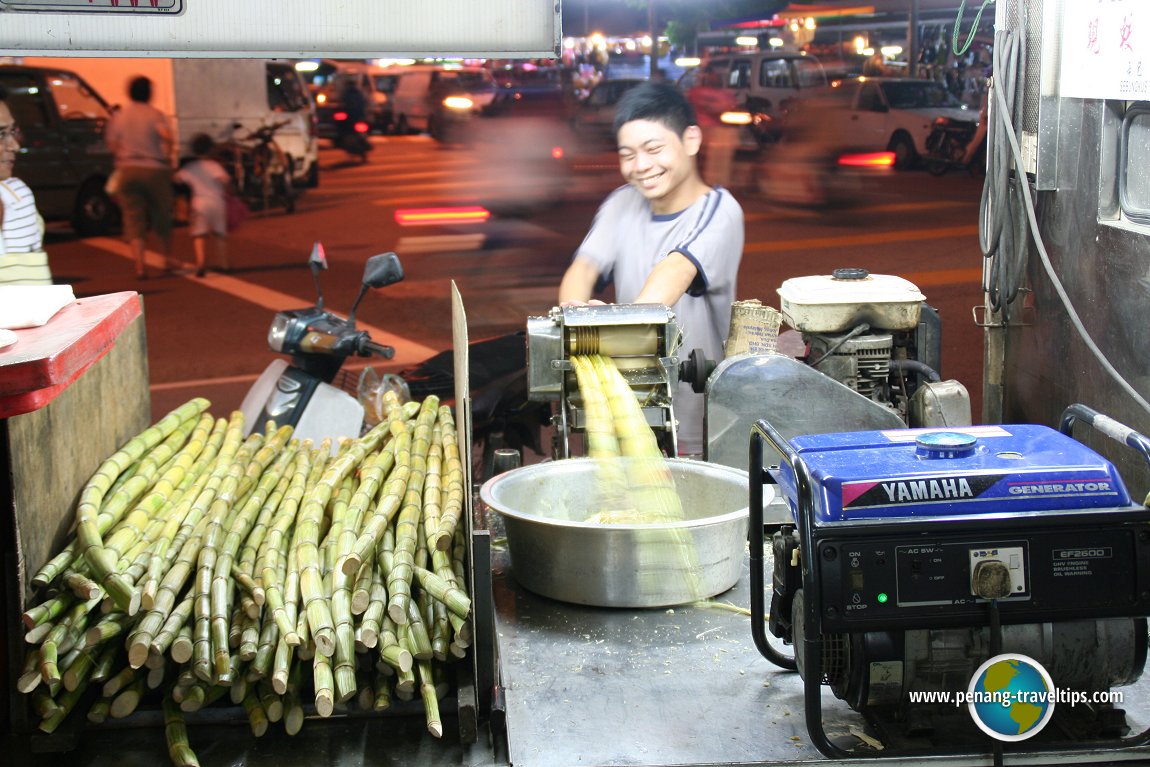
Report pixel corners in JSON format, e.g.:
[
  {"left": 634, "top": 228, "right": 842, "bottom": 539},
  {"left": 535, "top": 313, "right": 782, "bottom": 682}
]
[{"left": 1062, "top": 0, "right": 1148, "bottom": 100}]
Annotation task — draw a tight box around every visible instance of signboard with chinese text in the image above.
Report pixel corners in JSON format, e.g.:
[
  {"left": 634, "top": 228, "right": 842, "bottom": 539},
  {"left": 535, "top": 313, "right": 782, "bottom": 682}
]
[
  {"left": 1061, "top": 0, "right": 1149, "bottom": 100},
  {"left": 0, "top": 0, "right": 558, "bottom": 58}
]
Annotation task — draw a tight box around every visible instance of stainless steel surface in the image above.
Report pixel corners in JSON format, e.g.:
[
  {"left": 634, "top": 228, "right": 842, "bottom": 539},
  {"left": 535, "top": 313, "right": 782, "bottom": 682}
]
[
  {"left": 703, "top": 353, "right": 905, "bottom": 473},
  {"left": 909, "top": 379, "right": 973, "bottom": 427},
  {"left": 478, "top": 458, "right": 768, "bottom": 607},
  {"left": 492, "top": 539, "right": 1150, "bottom": 767}
]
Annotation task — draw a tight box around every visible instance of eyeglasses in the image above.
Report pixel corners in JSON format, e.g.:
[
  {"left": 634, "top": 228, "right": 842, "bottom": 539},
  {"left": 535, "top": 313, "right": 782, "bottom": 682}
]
[{"left": 0, "top": 124, "right": 22, "bottom": 143}]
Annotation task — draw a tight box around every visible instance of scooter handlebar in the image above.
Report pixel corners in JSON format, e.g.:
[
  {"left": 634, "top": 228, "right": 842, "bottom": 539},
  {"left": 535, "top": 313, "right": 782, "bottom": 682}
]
[{"left": 361, "top": 339, "right": 395, "bottom": 359}]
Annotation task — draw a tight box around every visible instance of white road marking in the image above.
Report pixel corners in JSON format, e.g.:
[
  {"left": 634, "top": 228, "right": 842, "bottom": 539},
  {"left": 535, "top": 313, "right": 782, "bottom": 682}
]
[{"left": 84, "top": 237, "right": 438, "bottom": 367}]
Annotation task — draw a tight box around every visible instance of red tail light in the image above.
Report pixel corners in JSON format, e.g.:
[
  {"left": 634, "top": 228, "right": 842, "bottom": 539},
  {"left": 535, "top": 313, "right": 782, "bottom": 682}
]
[
  {"left": 838, "top": 151, "right": 896, "bottom": 167},
  {"left": 551, "top": 146, "right": 565, "bottom": 160},
  {"left": 333, "top": 111, "right": 348, "bottom": 122},
  {"left": 354, "top": 121, "right": 370, "bottom": 134},
  {"left": 395, "top": 206, "right": 491, "bottom": 226}
]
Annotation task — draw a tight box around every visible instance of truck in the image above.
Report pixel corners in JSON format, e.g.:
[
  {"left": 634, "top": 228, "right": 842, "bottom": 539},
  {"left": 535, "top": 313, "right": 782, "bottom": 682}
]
[{"left": 23, "top": 57, "right": 320, "bottom": 188}]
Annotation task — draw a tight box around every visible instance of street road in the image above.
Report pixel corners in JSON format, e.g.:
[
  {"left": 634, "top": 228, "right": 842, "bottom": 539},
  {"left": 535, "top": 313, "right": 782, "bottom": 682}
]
[{"left": 42, "top": 133, "right": 988, "bottom": 425}]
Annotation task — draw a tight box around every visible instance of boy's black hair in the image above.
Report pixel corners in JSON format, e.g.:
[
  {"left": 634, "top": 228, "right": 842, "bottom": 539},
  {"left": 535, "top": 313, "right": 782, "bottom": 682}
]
[
  {"left": 613, "top": 81, "right": 698, "bottom": 137},
  {"left": 128, "top": 76, "right": 152, "bottom": 103},
  {"left": 190, "top": 132, "right": 215, "bottom": 157}
]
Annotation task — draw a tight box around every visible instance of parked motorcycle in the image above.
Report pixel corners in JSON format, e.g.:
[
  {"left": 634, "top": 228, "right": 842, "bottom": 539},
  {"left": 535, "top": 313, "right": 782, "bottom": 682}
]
[
  {"left": 240, "top": 243, "right": 402, "bottom": 445},
  {"left": 240, "top": 244, "right": 547, "bottom": 475},
  {"left": 923, "top": 115, "right": 981, "bottom": 176},
  {"left": 216, "top": 119, "right": 298, "bottom": 213}
]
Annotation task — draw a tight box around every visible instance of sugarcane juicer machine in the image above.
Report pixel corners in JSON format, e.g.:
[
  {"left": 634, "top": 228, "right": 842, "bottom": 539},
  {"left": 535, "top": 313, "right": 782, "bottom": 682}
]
[
  {"left": 527, "top": 303, "right": 685, "bottom": 458},
  {"left": 749, "top": 403, "right": 1150, "bottom": 759}
]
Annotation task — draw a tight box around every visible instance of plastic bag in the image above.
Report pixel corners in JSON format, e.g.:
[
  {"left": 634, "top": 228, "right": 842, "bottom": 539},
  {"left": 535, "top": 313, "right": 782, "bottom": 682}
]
[
  {"left": 226, "top": 193, "right": 250, "bottom": 232},
  {"left": 357, "top": 366, "right": 411, "bottom": 427}
]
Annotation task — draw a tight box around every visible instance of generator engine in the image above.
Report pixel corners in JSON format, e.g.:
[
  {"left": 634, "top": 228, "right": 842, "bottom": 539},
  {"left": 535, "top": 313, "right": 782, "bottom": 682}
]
[
  {"left": 777, "top": 267, "right": 969, "bottom": 427},
  {"left": 526, "top": 303, "right": 683, "bottom": 458},
  {"left": 749, "top": 405, "right": 1150, "bottom": 758}
]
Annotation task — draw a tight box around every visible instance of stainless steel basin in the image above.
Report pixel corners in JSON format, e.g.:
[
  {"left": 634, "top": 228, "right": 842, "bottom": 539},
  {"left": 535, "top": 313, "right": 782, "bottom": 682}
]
[{"left": 479, "top": 458, "right": 773, "bottom": 608}]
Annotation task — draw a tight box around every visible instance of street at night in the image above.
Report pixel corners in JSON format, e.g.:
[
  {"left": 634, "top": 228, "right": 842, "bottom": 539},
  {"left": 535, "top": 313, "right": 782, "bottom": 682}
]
[{"left": 42, "top": 133, "right": 988, "bottom": 427}]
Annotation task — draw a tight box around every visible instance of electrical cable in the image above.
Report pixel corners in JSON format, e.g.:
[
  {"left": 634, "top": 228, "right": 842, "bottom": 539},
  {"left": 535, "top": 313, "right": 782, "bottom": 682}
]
[
  {"left": 952, "top": 0, "right": 996, "bottom": 57},
  {"left": 980, "top": 10, "right": 1150, "bottom": 419}
]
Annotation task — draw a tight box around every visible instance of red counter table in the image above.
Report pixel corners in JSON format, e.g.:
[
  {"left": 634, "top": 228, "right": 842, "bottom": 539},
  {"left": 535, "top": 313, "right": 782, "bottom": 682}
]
[{"left": 0, "top": 291, "right": 151, "bottom": 734}]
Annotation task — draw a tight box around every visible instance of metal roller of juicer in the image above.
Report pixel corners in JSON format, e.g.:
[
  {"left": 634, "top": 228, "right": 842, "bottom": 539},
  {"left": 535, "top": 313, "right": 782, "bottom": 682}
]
[{"left": 526, "top": 304, "right": 683, "bottom": 459}]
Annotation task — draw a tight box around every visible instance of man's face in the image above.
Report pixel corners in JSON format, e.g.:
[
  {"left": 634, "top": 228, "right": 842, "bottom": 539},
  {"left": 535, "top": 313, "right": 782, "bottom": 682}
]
[
  {"left": 616, "top": 117, "right": 701, "bottom": 213},
  {"left": 0, "top": 102, "right": 18, "bottom": 181}
]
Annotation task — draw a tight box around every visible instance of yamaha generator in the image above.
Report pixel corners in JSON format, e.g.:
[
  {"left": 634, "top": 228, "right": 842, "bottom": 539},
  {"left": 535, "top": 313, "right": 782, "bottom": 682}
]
[{"left": 749, "top": 404, "right": 1150, "bottom": 760}]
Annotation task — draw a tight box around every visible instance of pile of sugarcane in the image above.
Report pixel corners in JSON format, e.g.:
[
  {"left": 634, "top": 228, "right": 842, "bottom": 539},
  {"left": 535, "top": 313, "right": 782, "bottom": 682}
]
[{"left": 15, "top": 392, "right": 471, "bottom": 765}]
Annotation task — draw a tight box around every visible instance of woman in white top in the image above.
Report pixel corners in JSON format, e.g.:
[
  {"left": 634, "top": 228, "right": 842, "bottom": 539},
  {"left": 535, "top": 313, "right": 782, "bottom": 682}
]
[{"left": 0, "top": 90, "right": 51, "bottom": 286}]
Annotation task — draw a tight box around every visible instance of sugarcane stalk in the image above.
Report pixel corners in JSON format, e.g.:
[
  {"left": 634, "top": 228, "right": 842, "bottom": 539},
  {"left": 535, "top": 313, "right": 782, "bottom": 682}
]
[
  {"left": 249, "top": 610, "right": 279, "bottom": 681},
  {"left": 372, "top": 668, "right": 392, "bottom": 712},
  {"left": 312, "top": 644, "right": 335, "bottom": 717},
  {"left": 209, "top": 432, "right": 296, "bottom": 676},
  {"left": 434, "top": 404, "right": 465, "bottom": 551},
  {"left": 378, "top": 614, "right": 412, "bottom": 673},
  {"left": 149, "top": 592, "right": 194, "bottom": 661},
  {"left": 299, "top": 422, "right": 390, "bottom": 657},
  {"left": 38, "top": 676, "right": 90, "bottom": 734},
  {"left": 387, "top": 396, "right": 438, "bottom": 624},
  {"left": 258, "top": 446, "right": 312, "bottom": 643},
  {"left": 404, "top": 599, "right": 433, "bottom": 660},
  {"left": 357, "top": 566, "right": 387, "bottom": 649},
  {"left": 109, "top": 674, "right": 147, "bottom": 718},
  {"left": 283, "top": 659, "right": 305, "bottom": 736},
  {"left": 417, "top": 659, "right": 443, "bottom": 738},
  {"left": 164, "top": 695, "right": 201, "bottom": 767},
  {"left": 236, "top": 441, "right": 301, "bottom": 608},
  {"left": 16, "top": 648, "right": 42, "bottom": 693},
  {"left": 90, "top": 639, "right": 121, "bottom": 685},
  {"left": 171, "top": 623, "right": 194, "bottom": 665},
  {"left": 86, "top": 695, "right": 111, "bottom": 725},
  {"left": 198, "top": 431, "right": 265, "bottom": 682},
  {"left": 238, "top": 610, "right": 260, "bottom": 661},
  {"left": 138, "top": 416, "right": 231, "bottom": 611},
  {"left": 413, "top": 565, "right": 471, "bottom": 620},
  {"left": 340, "top": 423, "right": 411, "bottom": 577},
  {"left": 259, "top": 679, "right": 283, "bottom": 724},
  {"left": 76, "top": 398, "right": 211, "bottom": 612},
  {"left": 241, "top": 685, "right": 270, "bottom": 737}
]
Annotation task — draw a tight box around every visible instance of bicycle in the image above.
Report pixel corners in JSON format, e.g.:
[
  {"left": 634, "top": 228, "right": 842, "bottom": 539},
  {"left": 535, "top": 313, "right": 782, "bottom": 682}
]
[{"left": 215, "top": 120, "right": 296, "bottom": 214}]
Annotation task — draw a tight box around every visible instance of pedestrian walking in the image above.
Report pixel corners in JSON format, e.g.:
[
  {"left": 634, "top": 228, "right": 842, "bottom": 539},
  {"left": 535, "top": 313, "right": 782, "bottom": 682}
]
[
  {"left": 174, "top": 133, "right": 232, "bottom": 277},
  {"left": 104, "top": 75, "right": 177, "bottom": 279}
]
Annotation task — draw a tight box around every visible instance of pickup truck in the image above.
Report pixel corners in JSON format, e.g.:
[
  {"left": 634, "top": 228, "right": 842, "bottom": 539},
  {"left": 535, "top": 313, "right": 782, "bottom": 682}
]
[
  {"left": 821, "top": 76, "right": 975, "bottom": 169},
  {"left": 0, "top": 64, "right": 119, "bottom": 235}
]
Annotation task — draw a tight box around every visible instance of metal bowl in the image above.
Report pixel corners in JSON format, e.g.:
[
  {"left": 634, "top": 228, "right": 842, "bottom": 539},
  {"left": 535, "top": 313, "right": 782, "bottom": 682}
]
[{"left": 479, "top": 458, "right": 772, "bottom": 608}]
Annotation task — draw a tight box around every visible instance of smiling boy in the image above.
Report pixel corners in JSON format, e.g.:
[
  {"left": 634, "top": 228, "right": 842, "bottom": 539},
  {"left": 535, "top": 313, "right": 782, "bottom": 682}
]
[{"left": 558, "top": 81, "right": 745, "bottom": 456}]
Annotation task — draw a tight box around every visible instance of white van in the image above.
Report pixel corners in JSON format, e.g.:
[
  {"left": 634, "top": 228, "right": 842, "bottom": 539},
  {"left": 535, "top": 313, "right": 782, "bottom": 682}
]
[
  {"left": 680, "top": 51, "right": 827, "bottom": 142},
  {"left": 23, "top": 57, "right": 320, "bottom": 188},
  {"left": 387, "top": 64, "right": 497, "bottom": 135}
]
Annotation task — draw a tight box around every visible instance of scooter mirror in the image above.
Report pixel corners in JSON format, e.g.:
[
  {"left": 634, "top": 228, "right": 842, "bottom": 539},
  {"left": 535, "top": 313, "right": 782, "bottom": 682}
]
[
  {"left": 362, "top": 252, "right": 404, "bottom": 289},
  {"left": 346, "top": 253, "right": 404, "bottom": 329},
  {"left": 308, "top": 242, "right": 329, "bottom": 309}
]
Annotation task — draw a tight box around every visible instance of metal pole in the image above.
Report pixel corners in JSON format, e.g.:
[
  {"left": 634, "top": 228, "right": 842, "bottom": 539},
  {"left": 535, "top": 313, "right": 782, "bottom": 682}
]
[
  {"left": 649, "top": 0, "right": 659, "bottom": 79},
  {"left": 908, "top": 0, "right": 920, "bottom": 78}
]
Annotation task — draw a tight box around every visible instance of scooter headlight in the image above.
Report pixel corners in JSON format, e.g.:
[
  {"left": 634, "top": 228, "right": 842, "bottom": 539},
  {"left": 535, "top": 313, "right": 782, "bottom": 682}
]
[{"left": 268, "top": 313, "right": 292, "bottom": 353}]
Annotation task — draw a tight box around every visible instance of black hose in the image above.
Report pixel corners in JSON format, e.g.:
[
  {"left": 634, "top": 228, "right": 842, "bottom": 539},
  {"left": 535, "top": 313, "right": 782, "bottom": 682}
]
[
  {"left": 889, "top": 358, "right": 941, "bottom": 383},
  {"left": 979, "top": 24, "right": 1028, "bottom": 321}
]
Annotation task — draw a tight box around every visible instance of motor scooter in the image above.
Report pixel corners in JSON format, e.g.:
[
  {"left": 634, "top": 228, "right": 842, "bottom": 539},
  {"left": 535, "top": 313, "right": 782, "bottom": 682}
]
[
  {"left": 923, "top": 115, "right": 981, "bottom": 176},
  {"left": 333, "top": 113, "right": 372, "bottom": 162},
  {"left": 239, "top": 243, "right": 403, "bottom": 445},
  {"left": 240, "top": 243, "right": 548, "bottom": 472}
]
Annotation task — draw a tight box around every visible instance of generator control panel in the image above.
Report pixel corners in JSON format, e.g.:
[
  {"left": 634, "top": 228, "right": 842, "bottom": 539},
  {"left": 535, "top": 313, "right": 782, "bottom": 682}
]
[{"left": 815, "top": 520, "right": 1150, "bottom": 632}]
